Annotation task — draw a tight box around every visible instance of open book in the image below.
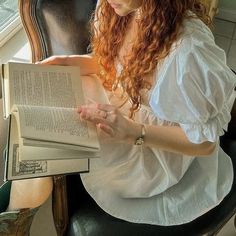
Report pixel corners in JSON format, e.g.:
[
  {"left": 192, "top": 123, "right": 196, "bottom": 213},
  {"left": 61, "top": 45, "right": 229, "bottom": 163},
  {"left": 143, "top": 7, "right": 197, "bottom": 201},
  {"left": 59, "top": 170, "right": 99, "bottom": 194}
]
[{"left": 1, "top": 62, "right": 108, "bottom": 180}]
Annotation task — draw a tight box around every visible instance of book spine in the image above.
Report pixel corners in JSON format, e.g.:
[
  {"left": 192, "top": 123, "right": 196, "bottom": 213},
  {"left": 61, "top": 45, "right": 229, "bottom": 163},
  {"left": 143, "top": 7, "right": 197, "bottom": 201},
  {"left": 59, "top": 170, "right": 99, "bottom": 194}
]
[
  {"left": 4, "top": 115, "right": 11, "bottom": 182},
  {"left": 1, "top": 64, "right": 7, "bottom": 119}
]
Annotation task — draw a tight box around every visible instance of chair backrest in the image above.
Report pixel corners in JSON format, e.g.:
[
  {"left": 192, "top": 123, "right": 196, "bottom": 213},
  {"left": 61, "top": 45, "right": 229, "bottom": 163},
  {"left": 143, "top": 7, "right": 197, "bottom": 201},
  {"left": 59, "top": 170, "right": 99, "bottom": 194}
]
[
  {"left": 19, "top": 0, "right": 97, "bottom": 62},
  {"left": 228, "top": 82, "right": 236, "bottom": 139}
]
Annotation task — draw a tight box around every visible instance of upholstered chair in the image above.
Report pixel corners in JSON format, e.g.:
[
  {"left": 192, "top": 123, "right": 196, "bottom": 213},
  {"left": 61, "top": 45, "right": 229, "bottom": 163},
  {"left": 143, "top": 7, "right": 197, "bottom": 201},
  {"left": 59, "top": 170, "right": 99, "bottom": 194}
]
[{"left": 18, "top": 0, "right": 236, "bottom": 235}]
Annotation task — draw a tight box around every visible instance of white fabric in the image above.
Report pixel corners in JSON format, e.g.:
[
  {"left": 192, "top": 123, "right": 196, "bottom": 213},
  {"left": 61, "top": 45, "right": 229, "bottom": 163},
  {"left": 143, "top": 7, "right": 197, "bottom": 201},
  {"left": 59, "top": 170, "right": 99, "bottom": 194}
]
[{"left": 81, "top": 17, "right": 236, "bottom": 225}]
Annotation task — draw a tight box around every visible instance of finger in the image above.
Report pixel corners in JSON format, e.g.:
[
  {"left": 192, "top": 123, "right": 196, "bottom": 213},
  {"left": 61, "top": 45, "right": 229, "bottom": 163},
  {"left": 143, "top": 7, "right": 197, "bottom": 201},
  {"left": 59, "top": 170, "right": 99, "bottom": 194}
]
[
  {"left": 77, "top": 106, "right": 82, "bottom": 113},
  {"left": 97, "top": 103, "right": 116, "bottom": 112},
  {"left": 78, "top": 105, "right": 91, "bottom": 115},
  {"left": 79, "top": 105, "right": 106, "bottom": 117},
  {"left": 97, "top": 123, "right": 114, "bottom": 136},
  {"left": 36, "top": 57, "right": 55, "bottom": 65},
  {"left": 80, "top": 110, "right": 108, "bottom": 124}
]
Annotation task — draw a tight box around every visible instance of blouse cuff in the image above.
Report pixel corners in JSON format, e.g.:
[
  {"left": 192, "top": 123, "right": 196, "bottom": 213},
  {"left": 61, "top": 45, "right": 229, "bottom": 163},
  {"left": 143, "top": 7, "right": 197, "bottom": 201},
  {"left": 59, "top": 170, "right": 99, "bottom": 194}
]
[{"left": 179, "top": 104, "right": 231, "bottom": 144}]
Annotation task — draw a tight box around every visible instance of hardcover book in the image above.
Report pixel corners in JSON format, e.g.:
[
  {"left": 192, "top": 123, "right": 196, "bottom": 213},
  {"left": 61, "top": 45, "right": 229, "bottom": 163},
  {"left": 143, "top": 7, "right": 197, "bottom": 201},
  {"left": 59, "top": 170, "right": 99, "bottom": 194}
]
[{"left": 1, "top": 62, "right": 107, "bottom": 180}]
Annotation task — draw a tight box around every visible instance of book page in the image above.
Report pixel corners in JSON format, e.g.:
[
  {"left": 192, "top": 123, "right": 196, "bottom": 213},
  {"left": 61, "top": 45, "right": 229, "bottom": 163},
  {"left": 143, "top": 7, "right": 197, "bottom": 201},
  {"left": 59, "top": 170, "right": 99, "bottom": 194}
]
[
  {"left": 15, "top": 105, "right": 99, "bottom": 150},
  {"left": 7, "top": 62, "right": 84, "bottom": 109},
  {"left": 6, "top": 63, "right": 110, "bottom": 152},
  {"left": 6, "top": 114, "right": 89, "bottom": 181},
  {"left": 1, "top": 64, "right": 10, "bottom": 118},
  {"left": 20, "top": 145, "right": 99, "bottom": 161}
]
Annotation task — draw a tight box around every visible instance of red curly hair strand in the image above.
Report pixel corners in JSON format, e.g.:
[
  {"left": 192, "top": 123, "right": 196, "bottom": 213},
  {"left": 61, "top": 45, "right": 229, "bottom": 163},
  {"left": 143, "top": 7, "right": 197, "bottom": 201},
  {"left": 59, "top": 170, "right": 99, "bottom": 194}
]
[{"left": 91, "top": 0, "right": 211, "bottom": 118}]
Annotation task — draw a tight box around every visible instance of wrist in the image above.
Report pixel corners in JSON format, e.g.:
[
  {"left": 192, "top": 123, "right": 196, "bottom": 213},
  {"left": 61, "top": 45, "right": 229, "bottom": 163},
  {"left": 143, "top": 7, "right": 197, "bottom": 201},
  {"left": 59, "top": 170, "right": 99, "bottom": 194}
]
[
  {"left": 127, "top": 122, "right": 146, "bottom": 145},
  {"left": 134, "top": 124, "right": 145, "bottom": 145}
]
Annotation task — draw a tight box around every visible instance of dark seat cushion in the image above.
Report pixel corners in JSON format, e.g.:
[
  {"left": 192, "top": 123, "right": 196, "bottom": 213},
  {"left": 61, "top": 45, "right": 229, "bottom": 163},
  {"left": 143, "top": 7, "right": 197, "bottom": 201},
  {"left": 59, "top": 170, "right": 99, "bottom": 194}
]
[{"left": 65, "top": 137, "right": 236, "bottom": 236}]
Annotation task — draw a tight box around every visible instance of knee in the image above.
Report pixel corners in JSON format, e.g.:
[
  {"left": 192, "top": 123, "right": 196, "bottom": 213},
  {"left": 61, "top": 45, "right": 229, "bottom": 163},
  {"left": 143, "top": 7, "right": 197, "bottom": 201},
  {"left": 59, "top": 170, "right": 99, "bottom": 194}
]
[{"left": 8, "top": 177, "right": 53, "bottom": 210}]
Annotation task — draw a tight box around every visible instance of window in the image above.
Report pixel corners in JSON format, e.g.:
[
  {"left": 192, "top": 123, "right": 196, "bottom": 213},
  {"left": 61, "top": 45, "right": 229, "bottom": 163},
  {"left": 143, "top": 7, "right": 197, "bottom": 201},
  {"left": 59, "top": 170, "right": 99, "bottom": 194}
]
[{"left": 0, "top": 0, "right": 21, "bottom": 47}]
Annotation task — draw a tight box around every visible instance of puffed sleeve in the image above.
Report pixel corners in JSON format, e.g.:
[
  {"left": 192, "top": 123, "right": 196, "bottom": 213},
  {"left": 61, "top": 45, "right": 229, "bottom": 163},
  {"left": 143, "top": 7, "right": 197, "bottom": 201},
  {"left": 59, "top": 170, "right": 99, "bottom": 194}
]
[{"left": 150, "top": 22, "right": 236, "bottom": 144}]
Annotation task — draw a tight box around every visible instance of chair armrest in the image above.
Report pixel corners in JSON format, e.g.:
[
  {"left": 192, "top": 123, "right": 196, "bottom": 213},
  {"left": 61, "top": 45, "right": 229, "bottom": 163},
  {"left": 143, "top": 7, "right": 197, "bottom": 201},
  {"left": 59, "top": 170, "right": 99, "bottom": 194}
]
[{"left": 52, "top": 176, "right": 68, "bottom": 236}]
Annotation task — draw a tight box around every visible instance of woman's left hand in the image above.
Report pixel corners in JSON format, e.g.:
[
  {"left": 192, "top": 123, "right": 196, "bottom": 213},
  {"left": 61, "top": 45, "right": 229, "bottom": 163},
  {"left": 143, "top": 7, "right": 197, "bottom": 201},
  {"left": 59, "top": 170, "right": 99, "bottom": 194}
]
[{"left": 77, "top": 103, "right": 140, "bottom": 142}]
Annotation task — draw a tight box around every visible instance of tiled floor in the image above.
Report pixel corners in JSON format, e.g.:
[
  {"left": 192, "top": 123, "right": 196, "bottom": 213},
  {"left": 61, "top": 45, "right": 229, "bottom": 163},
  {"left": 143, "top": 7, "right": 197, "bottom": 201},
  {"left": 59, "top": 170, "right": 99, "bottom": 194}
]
[{"left": 213, "top": 18, "right": 236, "bottom": 72}]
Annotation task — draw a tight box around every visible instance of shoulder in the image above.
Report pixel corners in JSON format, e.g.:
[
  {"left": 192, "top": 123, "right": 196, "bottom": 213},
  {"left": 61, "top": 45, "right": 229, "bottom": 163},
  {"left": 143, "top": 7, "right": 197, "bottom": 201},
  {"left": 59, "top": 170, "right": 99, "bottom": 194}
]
[
  {"left": 172, "top": 17, "right": 222, "bottom": 59},
  {"left": 182, "top": 16, "right": 213, "bottom": 41},
  {"left": 159, "top": 16, "right": 230, "bottom": 82},
  {"left": 157, "top": 16, "right": 227, "bottom": 81}
]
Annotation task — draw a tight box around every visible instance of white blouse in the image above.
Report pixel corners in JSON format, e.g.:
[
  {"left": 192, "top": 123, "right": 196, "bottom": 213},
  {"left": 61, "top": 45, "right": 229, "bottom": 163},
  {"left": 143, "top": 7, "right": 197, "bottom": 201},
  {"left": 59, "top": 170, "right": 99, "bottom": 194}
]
[{"left": 81, "top": 17, "right": 236, "bottom": 225}]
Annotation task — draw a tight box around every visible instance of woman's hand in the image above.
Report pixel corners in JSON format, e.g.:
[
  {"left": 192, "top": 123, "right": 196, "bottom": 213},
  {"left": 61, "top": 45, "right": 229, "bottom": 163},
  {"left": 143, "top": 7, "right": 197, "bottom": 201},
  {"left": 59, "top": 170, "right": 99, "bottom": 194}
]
[
  {"left": 78, "top": 103, "right": 141, "bottom": 142},
  {"left": 37, "top": 55, "right": 99, "bottom": 75}
]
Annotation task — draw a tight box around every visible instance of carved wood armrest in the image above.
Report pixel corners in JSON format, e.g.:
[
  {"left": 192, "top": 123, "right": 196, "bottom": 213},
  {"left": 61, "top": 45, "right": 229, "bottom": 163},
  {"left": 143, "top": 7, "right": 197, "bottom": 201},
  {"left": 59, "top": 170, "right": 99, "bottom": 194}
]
[
  {"left": 18, "top": 0, "right": 46, "bottom": 63},
  {"left": 52, "top": 176, "right": 68, "bottom": 236}
]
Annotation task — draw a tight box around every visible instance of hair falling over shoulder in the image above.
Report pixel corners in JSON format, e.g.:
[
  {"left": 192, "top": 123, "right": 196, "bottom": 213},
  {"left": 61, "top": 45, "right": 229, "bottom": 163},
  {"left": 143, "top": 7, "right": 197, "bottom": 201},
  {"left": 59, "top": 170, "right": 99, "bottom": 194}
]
[{"left": 90, "top": 0, "right": 211, "bottom": 118}]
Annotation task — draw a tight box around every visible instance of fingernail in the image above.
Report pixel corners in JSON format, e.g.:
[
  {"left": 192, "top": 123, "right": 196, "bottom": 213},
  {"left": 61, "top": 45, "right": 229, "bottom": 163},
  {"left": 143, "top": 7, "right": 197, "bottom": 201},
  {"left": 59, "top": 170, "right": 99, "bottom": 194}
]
[
  {"left": 77, "top": 107, "right": 82, "bottom": 113},
  {"left": 81, "top": 112, "right": 88, "bottom": 119}
]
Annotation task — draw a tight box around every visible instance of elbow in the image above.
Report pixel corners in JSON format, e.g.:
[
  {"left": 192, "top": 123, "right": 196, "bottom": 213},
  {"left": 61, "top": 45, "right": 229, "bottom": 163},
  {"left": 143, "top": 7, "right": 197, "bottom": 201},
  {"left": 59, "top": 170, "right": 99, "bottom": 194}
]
[{"left": 194, "top": 141, "right": 217, "bottom": 157}]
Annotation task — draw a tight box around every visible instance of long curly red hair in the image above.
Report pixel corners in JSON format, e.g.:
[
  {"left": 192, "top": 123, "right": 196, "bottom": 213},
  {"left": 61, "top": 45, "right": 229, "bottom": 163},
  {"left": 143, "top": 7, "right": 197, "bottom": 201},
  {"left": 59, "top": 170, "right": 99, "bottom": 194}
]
[{"left": 91, "top": 0, "right": 211, "bottom": 118}]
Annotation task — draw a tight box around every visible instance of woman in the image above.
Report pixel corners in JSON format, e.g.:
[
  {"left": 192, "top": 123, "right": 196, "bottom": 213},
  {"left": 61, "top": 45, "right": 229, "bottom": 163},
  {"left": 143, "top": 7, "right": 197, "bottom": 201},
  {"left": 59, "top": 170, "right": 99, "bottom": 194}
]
[
  {"left": 1, "top": 0, "right": 236, "bottom": 233},
  {"left": 42, "top": 0, "right": 236, "bottom": 225}
]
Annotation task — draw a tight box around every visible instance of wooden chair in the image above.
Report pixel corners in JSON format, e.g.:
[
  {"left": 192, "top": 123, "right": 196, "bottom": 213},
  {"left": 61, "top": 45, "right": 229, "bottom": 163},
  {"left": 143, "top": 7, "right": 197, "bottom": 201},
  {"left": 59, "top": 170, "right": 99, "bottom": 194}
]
[{"left": 19, "top": 0, "right": 236, "bottom": 235}]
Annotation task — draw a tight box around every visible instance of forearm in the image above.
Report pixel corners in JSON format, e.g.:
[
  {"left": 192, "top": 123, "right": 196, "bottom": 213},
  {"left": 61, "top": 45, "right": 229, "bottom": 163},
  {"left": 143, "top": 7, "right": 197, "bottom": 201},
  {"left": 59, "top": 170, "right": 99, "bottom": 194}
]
[
  {"left": 79, "top": 103, "right": 216, "bottom": 157},
  {"left": 129, "top": 123, "right": 216, "bottom": 157},
  {"left": 39, "top": 54, "right": 100, "bottom": 75}
]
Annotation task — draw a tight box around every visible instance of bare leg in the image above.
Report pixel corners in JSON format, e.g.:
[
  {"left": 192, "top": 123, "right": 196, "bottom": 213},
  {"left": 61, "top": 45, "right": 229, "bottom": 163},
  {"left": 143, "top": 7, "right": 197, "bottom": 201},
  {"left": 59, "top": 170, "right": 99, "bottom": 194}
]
[
  {"left": 7, "top": 177, "right": 53, "bottom": 211},
  {"left": 0, "top": 99, "right": 53, "bottom": 211},
  {"left": 1, "top": 93, "right": 53, "bottom": 236},
  {"left": 0, "top": 178, "right": 52, "bottom": 236}
]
